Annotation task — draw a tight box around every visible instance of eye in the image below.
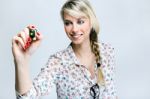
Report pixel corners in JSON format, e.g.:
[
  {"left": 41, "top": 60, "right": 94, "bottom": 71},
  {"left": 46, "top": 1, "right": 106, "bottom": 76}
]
[
  {"left": 77, "top": 20, "right": 84, "bottom": 25},
  {"left": 64, "top": 21, "right": 72, "bottom": 26}
]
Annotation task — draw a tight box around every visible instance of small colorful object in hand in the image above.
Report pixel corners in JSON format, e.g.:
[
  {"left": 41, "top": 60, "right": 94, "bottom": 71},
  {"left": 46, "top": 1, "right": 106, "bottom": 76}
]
[
  {"left": 28, "top": 25, "right": 37, "bottom": 41},
  {"left": 23, "top": 25, "right": 38, "bottom": 50},
  {"left": 29, "top": 29, "right": 37, "bottom": 40}
]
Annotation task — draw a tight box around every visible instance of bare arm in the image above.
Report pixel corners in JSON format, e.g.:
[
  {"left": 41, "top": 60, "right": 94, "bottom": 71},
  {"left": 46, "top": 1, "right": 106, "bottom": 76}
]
[
  {"left": 14, "top": 57, "right": 32, "bottom": 94},
  {"left": 12, "top": 25, "right": 43, "bottom": 95}
]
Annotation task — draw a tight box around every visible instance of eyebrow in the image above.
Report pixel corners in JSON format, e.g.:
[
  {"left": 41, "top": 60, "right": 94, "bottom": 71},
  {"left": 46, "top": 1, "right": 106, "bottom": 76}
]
[{"left": 64, "top": 17, "right": 86, "bottom": 21}]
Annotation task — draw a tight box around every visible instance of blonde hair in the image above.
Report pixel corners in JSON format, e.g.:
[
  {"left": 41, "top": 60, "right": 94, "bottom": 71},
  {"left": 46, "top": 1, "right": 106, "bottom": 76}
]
[{"left": 61, "top": 0, "right": 104, "bottom": 84}]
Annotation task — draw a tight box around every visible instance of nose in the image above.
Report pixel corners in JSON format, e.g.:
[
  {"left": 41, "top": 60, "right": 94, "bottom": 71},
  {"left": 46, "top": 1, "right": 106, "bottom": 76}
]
[{"left": 72, "top": 23, "right": 79, "bottom": 33}]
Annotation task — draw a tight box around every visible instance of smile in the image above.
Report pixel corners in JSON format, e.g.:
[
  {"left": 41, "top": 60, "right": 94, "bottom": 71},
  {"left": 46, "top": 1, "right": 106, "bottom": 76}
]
[{"left": 71, "top": 33, "right": 83, "bottom": 39}]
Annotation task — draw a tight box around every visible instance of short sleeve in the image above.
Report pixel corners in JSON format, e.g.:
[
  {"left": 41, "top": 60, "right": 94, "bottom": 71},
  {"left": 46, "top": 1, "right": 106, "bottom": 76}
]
[
  {"left": 16, "top": 54, "right": 62, "bottom": 99},
  {"left": 100, "top": 43, "right": 117, "bottom": 98}
]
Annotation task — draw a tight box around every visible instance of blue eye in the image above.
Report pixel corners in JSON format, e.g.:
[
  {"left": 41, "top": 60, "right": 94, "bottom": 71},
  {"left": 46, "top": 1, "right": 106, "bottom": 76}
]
[{"left": 77, "top": 20, "right": 84, "bottom": 25}]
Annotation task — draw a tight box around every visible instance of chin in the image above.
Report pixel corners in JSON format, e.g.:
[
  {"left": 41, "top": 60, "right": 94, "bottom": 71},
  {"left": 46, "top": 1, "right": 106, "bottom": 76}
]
[{"left": 71, "top": 40, "right": 83, "bottom": 45}]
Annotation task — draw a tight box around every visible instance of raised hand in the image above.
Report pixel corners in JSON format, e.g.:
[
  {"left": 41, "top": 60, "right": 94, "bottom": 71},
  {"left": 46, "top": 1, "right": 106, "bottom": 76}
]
[{"left": 12, "top": 25, "right": 43, "bottom": 63}]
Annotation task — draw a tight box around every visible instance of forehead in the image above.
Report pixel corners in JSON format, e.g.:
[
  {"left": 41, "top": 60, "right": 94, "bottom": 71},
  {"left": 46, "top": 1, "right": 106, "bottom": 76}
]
[{"left": 63, "top": 13, "right": 88, "bottom": 20}]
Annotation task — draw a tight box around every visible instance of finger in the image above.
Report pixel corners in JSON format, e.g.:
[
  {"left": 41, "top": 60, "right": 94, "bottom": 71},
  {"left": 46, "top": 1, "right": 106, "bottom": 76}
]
[
  {"left": 35, "top": 32, "right": 43, "bottom": 40},
  {"left": 18, "top": 31, "right": 26, "bottom": 44},
  {"left": 12, "top": 36, "right": 18, "bottom": 46},
  {"left": 23, "top": 27, "right": 33, "bottom": 44},
  {"left": 27, "top": 24, "right": 36, "bottom": 30},
  {"left": 23, "top": 27, "right": 29, "bottom": 38},
  {"left": 14, "top": 36, "right": 25, "bottom": 49}
]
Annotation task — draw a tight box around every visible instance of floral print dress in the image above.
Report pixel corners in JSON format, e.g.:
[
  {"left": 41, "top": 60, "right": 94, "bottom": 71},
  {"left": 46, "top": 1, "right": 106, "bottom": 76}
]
[{"left": 16, "top": 42, "right": 117, "bottom": 99}]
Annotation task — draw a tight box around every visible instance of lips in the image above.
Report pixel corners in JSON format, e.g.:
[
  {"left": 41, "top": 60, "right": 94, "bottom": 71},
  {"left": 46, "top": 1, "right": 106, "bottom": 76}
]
[{"left": 71, "top": 33, "right": 83, "bottom": 39}]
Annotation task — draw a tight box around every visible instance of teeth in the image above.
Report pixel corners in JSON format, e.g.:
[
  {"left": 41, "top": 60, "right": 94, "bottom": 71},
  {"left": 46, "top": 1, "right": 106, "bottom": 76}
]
[
  {"left": 73, "top": 35, "right": 79, "bottom": 37},
  {"left": 71, "top": 34, "right": 82, "bottom": 39},
  {"left": 72, "top": 34, "right": 82, "bottom": 36}
]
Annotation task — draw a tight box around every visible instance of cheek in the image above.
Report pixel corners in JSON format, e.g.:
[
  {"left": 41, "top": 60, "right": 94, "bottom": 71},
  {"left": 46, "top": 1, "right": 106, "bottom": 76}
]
[
  {"left": 64, "top": 26, "right": 71, "bottom": 36},
  {"left": 64, "top": 26, "right": 69, "bottom": 34},
  {"left": 64, "top": 26, "right": 67, "bottom": 32},
  {"left": 64, "top": 26, "right": 70, "bottom": 32},
  {"left": 83, "top": 24, "right": 91, "bottom": 34}
]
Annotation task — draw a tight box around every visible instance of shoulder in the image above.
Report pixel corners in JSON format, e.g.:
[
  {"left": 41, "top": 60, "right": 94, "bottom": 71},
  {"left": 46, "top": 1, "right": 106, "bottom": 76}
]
[
  {"left": 99, "top": 42, "right": 115, "bottom": 55},
  {"left": 99, "top": 42, "right": 115, "bottom": 69},
  {"left": 48, "top": 49, "right": 66, "bottom": 61},
  {"left": 99, "top": 42, "right": 117, "bottom": 97},
  {"left": 47, "top": 46, "right": 71, "bottom": 64},
  {"left": 99, "top": 42, "right": 115, "bottom": 62}
]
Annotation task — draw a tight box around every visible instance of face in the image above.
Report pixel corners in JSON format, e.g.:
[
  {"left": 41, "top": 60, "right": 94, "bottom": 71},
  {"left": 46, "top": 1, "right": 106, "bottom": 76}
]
[{"left": 63, "top": 13, "right": 92, "bottom": 45}]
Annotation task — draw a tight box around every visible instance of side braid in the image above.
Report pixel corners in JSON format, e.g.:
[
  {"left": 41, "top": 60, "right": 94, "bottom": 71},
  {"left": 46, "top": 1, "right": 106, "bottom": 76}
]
[{"left": 90, "top": 29, "right": 104, "bottom": 85}]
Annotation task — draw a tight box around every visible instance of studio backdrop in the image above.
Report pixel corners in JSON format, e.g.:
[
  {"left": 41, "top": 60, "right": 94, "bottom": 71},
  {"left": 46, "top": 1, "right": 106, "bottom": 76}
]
[{"left": 0, "top": 0, "right": 150, "bottom": 99}]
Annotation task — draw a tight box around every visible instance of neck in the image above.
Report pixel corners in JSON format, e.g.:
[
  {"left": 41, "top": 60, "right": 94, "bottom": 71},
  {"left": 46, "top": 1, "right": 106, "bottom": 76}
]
[
  {"left": 71, "top": 41, "right": 96, "bottom": 69},
  {"left": 71, "top": 41, "right": 93, "bottom": 58}
]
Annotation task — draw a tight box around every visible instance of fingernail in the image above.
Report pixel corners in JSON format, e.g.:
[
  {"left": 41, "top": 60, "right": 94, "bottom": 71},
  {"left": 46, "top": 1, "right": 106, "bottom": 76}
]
[
  {"left": 15, "top": 40, "right": 18, "bottom": 43},
  {"left": 31, "top": 26, "right": 35, "bottom": 28},
  {"left": 17, "top": 33, "right": 21, "bottom": 38},
  {"left": 30, "top": 25, "right": 36, "bottom": 29},
  {"left": 26, "top": 42, "right": 31, "bottom": 47},
  {"left": 24, "top": 41, "right": 30, "bottom": 49},
  {"left": 27, "top": 37, "right": 32, "bottom": 43},
  {"left": 24, "top": 45, "right": 27, "bottom": 50},
  {"left": 37, "top": 32, "right": 40, "bottom": 36}
]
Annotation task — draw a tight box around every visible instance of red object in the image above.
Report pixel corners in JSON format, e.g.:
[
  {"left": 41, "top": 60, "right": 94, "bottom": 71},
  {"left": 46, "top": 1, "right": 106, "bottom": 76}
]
[
  {"left": 25, "top": 42, "right": 30, "bottom": 49},
  {"left": 24, "top": 38, "right": 32, "bottom": 50},
  {"left": 27, "top": 37, "right": 32, "bottom": 43}
]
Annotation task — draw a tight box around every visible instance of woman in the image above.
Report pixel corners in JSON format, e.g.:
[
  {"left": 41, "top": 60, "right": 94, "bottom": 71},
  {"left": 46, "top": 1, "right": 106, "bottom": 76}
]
[{"left": 12, "top": 0, "right": 117, "bottom": 98}]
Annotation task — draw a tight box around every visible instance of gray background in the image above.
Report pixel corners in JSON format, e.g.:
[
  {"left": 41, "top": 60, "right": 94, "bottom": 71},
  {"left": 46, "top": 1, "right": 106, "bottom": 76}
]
[{"left": 0, "top": 0, "right": 150, "bottom": 99}]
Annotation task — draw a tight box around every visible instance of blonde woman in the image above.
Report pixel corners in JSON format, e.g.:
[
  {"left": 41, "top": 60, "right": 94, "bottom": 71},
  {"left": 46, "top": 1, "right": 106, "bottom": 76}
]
[{"left": 12, "top": 0, "right": 117, "bottom": 98}]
